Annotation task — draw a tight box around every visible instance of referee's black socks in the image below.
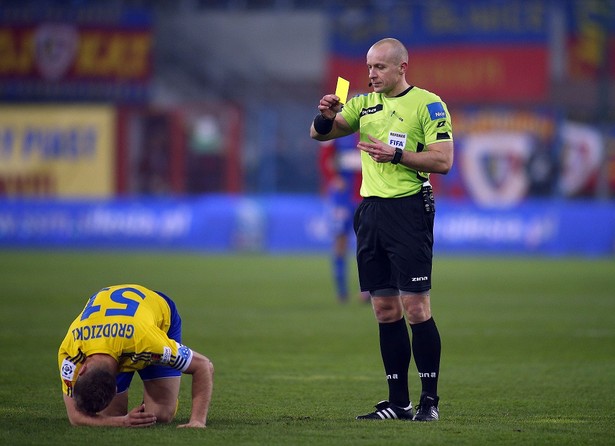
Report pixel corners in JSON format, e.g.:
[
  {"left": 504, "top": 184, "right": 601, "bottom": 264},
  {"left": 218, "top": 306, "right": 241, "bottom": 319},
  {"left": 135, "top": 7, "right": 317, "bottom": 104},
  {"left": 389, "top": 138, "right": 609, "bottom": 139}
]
[
  {"left": 410, "top": 317, "right": 441, "bottom": 397},
  {"left": 379, "top": 317, "right": 411, "bottom": 407}
]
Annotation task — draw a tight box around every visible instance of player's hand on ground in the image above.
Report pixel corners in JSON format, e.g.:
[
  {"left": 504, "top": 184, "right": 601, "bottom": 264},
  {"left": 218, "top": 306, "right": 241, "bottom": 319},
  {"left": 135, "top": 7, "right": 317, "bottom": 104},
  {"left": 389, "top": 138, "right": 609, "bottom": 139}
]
[
  {"left": 318, "top": 94, "right": 341, "bottom": 119},
  {"left": 123, "top": 403, "right": 157, "bottom": 427}
]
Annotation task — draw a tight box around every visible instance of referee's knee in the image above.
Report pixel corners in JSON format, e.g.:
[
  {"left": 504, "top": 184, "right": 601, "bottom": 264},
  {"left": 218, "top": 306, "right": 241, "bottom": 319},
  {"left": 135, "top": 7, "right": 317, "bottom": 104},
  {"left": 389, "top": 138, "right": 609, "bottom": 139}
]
[
  {"left": 371, "top": 297, "right": 403, "bottom": 322},
  {"left": 401, "top": 292, "right": 431, "bottom": 322}
]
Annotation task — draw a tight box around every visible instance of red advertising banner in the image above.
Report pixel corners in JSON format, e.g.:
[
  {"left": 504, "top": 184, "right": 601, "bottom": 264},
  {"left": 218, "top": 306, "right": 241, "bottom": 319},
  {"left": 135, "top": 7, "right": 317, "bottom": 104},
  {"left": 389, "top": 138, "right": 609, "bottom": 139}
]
[
  {"left": 328, "top": 44, "right": 548, "bottom": 104},
  {"left": 0, "top": 23, "right": 152, "bottom": 101}
]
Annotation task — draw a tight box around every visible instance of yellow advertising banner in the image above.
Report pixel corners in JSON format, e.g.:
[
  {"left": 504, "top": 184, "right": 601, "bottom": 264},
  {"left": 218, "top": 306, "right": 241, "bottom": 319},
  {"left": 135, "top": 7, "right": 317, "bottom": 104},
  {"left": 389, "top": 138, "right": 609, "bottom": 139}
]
[{"left": 0, "top": 105, "right": 115, "bottom": 197}]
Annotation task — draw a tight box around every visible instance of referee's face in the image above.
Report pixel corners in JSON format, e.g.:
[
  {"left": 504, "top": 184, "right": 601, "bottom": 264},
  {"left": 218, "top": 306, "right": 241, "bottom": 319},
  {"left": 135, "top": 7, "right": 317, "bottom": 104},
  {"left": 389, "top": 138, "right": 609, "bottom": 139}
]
[{"left": 366, "top": 44, "right": 404, "bottom": 97}]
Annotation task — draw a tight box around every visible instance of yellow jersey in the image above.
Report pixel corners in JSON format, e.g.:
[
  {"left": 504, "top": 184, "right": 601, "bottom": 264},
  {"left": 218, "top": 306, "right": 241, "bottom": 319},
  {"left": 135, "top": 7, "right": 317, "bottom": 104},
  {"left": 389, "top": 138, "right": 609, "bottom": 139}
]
[{"left": 58, "top": 284, "right": 193, "bottom": 397}]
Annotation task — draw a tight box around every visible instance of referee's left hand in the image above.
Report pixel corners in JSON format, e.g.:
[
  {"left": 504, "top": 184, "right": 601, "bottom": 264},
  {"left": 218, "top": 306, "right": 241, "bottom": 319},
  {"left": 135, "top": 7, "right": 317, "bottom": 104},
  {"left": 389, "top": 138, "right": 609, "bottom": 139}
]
[{"left": 357, "top": 135, "right": 394, "bottom": 163}]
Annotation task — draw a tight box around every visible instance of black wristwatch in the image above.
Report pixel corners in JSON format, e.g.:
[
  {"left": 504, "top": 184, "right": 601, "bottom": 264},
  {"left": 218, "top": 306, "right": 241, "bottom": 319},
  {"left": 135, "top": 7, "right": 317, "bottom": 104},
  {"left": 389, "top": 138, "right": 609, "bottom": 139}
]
[{"left": 391, "top": 148, "right": 403, "bottom": 164}]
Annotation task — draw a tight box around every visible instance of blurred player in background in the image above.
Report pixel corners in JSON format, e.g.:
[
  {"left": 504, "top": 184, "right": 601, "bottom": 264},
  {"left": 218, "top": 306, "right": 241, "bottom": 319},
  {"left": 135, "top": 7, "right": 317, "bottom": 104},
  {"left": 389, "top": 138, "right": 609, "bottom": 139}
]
[
  {"left": 319, "top": 128, "right": 370, "bottom": 304},
  {"left": 58, "top": 284, "right": 214, "bottom": 428}
]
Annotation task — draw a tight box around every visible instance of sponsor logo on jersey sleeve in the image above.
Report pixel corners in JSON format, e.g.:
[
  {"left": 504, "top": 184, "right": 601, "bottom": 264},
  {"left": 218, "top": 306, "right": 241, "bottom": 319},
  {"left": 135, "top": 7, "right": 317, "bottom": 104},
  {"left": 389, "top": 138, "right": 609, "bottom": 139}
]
[
  {"left": 61, "top": 359, "right": 76, "bottom": 380},
  {"left": 360, "top": 104, "right": 384, "bottom": 116},
  {"left": 427, "top": 102, "right": 446, "bottom": 121},
  {"left": 162, "top": 346, "right": 172, "bottom": 364}
]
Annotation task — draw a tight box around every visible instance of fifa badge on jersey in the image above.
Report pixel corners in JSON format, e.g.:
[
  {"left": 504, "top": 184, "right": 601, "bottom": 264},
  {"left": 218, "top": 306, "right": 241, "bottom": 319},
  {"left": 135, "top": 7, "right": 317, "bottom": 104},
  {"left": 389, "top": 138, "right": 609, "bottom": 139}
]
[
  {"left": 61, "top": 359, "right": 76, "bottom": 380},
  {"left": 388, "top": 131, "right": 406, "bottom": 149},
  {"left": 427, "top": 102, "right": 446, "bottom": 121}
]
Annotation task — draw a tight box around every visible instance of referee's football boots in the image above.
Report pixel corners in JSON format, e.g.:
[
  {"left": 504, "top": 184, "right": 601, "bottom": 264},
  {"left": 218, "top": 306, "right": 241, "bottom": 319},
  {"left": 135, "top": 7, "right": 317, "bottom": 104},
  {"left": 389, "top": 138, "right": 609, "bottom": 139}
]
[
  {"left": 356, "top": 400, "right": 414, "bottom": 420},
  {"left": 412, "top": 393, "right": 439, "bottom": 421}
]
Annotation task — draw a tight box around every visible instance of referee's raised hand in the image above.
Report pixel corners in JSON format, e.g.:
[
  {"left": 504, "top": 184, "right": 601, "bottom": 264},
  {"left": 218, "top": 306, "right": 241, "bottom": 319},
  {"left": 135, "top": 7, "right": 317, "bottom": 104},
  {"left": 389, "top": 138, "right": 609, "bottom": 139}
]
[{"left": 317, "top": 94, "right": 341, "bottom": 120}]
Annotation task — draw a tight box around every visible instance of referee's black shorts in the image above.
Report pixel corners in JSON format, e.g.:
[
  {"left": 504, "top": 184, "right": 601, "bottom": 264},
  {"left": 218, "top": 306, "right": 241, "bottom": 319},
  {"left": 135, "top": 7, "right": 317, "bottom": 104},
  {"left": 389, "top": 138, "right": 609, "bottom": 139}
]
[{"left": 353, "top": 192, "right": 434, "bottom": 294}]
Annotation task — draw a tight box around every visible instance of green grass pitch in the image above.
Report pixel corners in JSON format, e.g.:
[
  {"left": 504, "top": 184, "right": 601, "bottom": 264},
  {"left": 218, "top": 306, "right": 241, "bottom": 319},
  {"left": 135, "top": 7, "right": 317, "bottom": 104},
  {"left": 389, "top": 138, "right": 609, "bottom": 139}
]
[{"left": 0, "top": 250, "right": 614, "bottom": 445}]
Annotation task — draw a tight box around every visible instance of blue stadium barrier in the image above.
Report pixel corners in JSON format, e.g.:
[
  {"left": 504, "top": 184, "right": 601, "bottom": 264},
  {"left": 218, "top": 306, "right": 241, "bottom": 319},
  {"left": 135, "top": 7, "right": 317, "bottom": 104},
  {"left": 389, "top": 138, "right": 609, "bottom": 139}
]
[{"left": 0, "top": 195, "right": 613, "bottom": 256}]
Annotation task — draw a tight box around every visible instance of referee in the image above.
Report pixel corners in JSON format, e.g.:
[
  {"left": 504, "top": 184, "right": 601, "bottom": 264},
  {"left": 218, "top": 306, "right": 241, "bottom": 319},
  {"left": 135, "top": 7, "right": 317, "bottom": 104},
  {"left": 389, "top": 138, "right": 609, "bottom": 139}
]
[{"left": 310, "top": 37, "right": 454, "bottom": 421}]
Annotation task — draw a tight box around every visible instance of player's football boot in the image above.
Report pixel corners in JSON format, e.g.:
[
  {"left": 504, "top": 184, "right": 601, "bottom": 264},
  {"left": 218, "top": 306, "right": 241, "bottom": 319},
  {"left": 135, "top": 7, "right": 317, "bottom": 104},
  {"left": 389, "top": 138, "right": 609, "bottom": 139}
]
[
  {"left": 356, "top": 400, "right": 413, "bottom": 420},
  {"left": 412, "top": 393, "right": 439, "bottom": 421}
]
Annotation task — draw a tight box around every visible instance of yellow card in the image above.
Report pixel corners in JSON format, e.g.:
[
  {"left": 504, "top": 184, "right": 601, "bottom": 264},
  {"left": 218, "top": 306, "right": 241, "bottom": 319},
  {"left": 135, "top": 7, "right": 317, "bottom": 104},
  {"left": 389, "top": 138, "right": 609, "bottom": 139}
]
[{"left": 335, "top": 76, "right": 350, "bottom": 104}]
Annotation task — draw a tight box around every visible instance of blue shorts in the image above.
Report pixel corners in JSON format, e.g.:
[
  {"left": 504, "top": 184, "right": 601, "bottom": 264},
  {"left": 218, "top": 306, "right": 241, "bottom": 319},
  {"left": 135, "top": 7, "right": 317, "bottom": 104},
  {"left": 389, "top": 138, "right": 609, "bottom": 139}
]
[
  {"left": 116, "top": 291, "right": 182, "bottom": 393},
  {"left": 329, "top": 188, "right": 359, "bottom": 237}
]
